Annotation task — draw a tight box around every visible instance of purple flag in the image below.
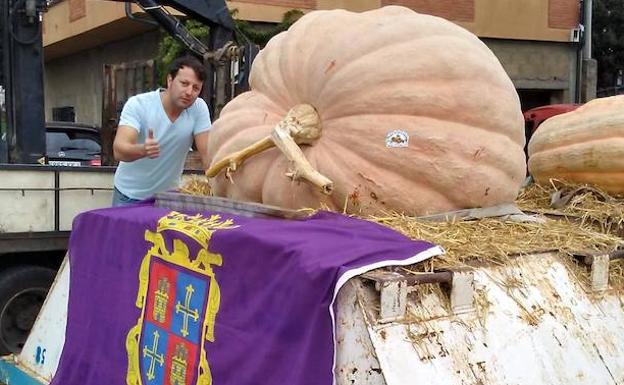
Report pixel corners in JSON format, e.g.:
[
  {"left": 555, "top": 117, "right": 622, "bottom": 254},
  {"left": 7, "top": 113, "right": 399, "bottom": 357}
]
[{"left": 51, "top": 202, "right": 442, "bottom": 385}]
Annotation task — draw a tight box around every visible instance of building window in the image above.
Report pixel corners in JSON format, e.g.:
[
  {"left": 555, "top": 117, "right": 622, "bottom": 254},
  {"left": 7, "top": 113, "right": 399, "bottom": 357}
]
[
  {"left": 69, "top": 0, "right": 86, "bottom": 22},
  {"left": 52, "top": 106, "right": 75, "bottom": 122}
]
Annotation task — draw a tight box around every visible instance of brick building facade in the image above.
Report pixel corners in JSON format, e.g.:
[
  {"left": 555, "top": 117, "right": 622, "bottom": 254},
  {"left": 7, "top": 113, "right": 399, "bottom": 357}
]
[{"left": 43, "top": 0, "right": 587, "bottom": 125}]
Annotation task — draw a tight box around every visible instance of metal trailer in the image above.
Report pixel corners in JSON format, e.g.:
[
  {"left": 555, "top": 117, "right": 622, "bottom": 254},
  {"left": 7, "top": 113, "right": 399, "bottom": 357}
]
[
  {"left": 0, "top": 0, "right": 116, "bottom": 355},
  {"left": 2, "top": 196, "right": 623, "bottom": 385},
  {"left": 0, "top": 165, "right": 114, "bottom": 355}
]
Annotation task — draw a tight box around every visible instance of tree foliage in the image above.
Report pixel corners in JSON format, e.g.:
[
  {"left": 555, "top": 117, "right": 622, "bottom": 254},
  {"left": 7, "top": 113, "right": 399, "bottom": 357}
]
[
  {"left": 156, "top": 19, "right": 210, "bottom": 85},
  {"left": 156, "top": 10, "right": 304, "bottom": 85},
  {"left": 592, "top": 0, "right": 624, "bottom": 90},
  {"left": 233, "top": 9, "right": 303, "bottom": 47}
]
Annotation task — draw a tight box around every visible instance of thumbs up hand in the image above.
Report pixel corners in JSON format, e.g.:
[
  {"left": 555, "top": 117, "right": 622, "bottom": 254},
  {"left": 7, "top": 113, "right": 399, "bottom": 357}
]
[{"left": 144, "top": 128, "right": 160, "bottom": 159}]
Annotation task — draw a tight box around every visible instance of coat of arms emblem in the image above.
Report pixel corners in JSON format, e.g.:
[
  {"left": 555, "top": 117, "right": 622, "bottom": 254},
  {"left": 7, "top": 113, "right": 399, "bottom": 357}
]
[{"left": 126, "top": 211, "right": 238, "bottom": 385}]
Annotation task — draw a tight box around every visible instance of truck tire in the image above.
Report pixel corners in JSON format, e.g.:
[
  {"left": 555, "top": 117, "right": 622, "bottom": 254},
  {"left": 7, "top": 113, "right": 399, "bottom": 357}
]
[{"left": 0, "top": 265, "right": 56, "bottom": 355}]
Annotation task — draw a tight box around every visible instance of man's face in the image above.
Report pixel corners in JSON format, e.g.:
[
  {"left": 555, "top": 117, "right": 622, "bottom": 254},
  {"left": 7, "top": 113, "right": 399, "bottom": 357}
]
[{"left": 167, "top": 65, "right": 203, "bottom": 109}]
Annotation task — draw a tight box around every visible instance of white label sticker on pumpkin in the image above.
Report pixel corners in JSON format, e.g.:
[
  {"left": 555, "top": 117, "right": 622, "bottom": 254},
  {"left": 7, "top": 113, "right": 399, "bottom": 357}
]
[{"left": 386, "top": 130, "right": 409, "bottom": 148}]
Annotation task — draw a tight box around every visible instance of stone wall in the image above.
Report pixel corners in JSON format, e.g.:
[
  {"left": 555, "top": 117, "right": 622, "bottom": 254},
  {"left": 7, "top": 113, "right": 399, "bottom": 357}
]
[{"left": 44, "top": 30, "right": 160, "bottom": 126}]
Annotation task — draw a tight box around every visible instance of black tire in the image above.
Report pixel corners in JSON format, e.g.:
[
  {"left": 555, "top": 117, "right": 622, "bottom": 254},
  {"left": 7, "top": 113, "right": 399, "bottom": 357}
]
[{"left": 0, "top": 265, "right": 56, "bottom": 355}]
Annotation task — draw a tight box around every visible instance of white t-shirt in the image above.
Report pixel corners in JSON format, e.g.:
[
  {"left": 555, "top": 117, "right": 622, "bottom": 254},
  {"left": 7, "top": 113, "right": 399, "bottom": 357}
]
[{"left": 114, "top": 89, "right": 211, "bottom": 199}]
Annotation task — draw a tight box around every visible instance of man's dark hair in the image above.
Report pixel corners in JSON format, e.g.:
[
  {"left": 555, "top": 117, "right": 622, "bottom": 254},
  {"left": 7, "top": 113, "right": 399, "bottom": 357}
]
[{"left": 168, "top": 55, "right": 206, "bottom": 82}]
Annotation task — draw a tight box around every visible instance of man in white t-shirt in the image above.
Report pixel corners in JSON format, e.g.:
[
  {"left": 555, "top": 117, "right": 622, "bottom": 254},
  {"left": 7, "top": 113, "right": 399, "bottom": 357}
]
[{"left": 112, "top": 56, "right": 211, "bottom": 206}]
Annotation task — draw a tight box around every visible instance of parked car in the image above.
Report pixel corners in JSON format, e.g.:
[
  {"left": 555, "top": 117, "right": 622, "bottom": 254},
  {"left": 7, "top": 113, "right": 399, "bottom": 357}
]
[
  {"left": 45, "top": 121, "right": 102, "bottom": 166},
  {"left": 523, "top": 103, "right": 582, "bottom": 141},
  {"left": 522, "top": 103, "right": 582, "bottom": 160}
]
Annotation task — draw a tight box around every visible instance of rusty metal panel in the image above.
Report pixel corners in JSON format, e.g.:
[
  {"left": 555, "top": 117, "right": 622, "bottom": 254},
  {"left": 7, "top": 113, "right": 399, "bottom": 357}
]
[
  {"left": 154, "top": 191, "right": 307, "bottom": 219},
  {"left": 100, "top": 60, "right": 156, "bottom": 166},
  {"left": 358, "top": 252, "right": 624, "bottom": 385},
  {"left": 335, "top": 281, "right": 386, "bottom": 385}
]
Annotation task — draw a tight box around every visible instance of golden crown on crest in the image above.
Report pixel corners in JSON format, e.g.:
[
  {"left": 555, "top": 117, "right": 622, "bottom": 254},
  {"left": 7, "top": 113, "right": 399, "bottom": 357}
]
[{"left": 156, "top": 211, "right": 238, "bottom": 248}]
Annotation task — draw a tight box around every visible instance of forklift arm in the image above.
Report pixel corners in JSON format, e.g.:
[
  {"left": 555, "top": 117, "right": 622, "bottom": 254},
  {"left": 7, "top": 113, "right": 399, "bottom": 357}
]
[
  {"left": 0, "top": 0, "right": 49, "bottom": 164},
  {"left": 137, "top": 0, "right": 234, "bottom": 31},
  {"left": 108, "top": 0, "right": 258, "bottom": 118},
  {"left": 110, "top": 0, "right": 235, "bottom": 58}
]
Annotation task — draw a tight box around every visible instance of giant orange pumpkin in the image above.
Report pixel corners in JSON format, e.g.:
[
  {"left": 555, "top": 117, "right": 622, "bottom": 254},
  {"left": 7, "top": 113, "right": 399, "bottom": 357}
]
[
  {"left": 206, "top": 6, "right": 526, "bottom": 215},
  {"left": 528, "top": 95, "right": 624, "bottom": 194}
]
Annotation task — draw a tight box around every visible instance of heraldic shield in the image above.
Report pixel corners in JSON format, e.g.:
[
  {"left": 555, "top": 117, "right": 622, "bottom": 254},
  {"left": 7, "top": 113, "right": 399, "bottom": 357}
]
[
  {"left": 140, "top": 259, "right": 207, "bottom": 385},
  {"left": 126, "top": 211, "right": 238, "bottom": 385}
]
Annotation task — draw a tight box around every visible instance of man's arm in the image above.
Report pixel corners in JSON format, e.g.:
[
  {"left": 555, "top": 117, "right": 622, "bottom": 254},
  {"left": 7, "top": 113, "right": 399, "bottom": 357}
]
[
  {"left": 113, "top": 126, "right": 160, "bottom": 162},
  {"left": 194, "top": 131, "right": 210, "bottom": 169}
]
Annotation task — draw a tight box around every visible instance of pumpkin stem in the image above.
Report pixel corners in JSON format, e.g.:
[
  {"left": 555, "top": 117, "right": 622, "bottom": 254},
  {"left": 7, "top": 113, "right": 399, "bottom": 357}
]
[
  {"left": 205, "top": 136, "right": 274, "bottom": 177},
  {"left": 206, "top": 104, "right": 334, "bottom": 195}
]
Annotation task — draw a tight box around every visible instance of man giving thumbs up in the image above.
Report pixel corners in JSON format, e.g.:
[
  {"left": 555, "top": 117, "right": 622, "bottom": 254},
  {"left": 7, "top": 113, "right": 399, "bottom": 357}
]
[{"left": 112, "top": 56, "right": 211, "bottom": 207}]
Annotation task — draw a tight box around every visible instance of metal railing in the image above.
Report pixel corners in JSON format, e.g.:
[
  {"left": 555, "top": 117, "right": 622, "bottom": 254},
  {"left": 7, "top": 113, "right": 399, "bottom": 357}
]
[{"left": 0, "top": 186, "right": 113, "bottom": 196}]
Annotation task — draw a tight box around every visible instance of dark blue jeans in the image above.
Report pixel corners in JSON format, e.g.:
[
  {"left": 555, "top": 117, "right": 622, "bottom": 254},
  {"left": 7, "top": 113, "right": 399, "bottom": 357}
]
[{"left": 111, "top": 186, "right": 142, "bottom": 207}]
